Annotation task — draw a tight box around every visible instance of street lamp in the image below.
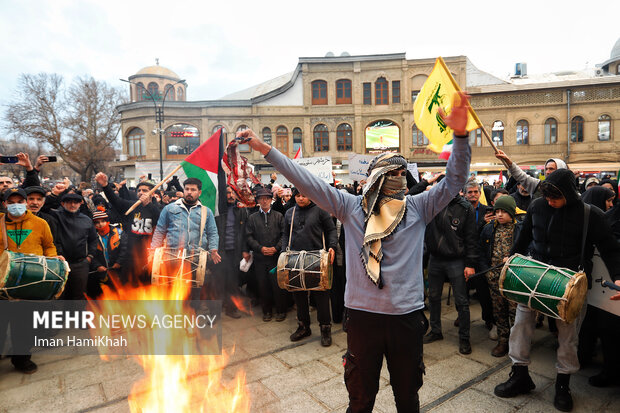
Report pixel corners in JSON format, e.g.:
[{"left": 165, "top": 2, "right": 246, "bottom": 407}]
[{"left": 120, "top": 78, "right": 186, "bottom": 182}]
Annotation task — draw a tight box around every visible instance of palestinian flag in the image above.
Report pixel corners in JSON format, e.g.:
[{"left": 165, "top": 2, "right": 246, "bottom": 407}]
[{"left": 181, "top": 128, "right": 227, "bottom": 216}]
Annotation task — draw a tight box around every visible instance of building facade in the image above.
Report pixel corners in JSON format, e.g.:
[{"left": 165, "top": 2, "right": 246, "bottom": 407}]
[{"left": 116, "top": 39, "right": 620, "bottom": 182}]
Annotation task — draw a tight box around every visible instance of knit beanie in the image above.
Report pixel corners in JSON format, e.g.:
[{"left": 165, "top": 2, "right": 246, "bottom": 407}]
[{"left": 493, "top": 195, "right": 516, "bottom": 219}]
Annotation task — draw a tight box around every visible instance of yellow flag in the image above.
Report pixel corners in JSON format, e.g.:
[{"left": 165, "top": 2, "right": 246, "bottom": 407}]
[{"left": 413, "top": 57, "right": 481, "bottom": 159}]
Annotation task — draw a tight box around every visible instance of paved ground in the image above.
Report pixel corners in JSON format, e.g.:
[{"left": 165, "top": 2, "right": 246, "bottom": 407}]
[{"left": 1, "top": 289, "right": 618, "bottom": 413}]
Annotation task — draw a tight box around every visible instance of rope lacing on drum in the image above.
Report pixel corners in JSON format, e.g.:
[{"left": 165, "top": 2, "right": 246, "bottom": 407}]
[{"left": 1, "top": 255, "right": 68, "bottom": 300}]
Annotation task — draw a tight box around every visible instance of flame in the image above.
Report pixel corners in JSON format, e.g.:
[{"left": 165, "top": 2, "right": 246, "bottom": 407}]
[
  {"left": 90, "top": 277, "right": 250, "bottom": 412},
  {"left": 230, "top": 295, "right": 253, "bottom": 316}
]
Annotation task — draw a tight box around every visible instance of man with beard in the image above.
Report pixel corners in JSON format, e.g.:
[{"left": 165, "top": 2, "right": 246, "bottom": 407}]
[
  {"left": 237, "top": 92, "right": 471, "bottom": 413},
  {"left": 151, "top": 178, "right": 221, "bottom": 290}
]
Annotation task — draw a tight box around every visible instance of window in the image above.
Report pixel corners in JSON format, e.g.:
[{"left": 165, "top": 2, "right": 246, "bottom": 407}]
[
  {"left": 375, "top": 77, "right": 388, "bottom": 105},
  {"left": 412, "top": 124, "right": 429, "bottom": 146},
  {"left": 212, "top": 125, "right": 226, "bottom": 141},
  {"left": 598, "top": 114, "right": 611, "bottom": 141},
  {"left": 313, "top": 124, "right": 329, "bottom": 152},
  {"left": 469, "top": 128, "right": 482, "bottom": 147},
  {"left": 147, "top": 82, "right": 160, "bottom": 100},
  {"left": 336, "top": 79, "right": 352, "bottom": 104},
  {"left": 262, "top": 127, "right": 272, "bottom": 145},
  {"left": 236, "top": 125, "right": 250, "bottom": 152},
  {"left": 311, "top": 80, "right": 327, "bottom": 105},
  {"left": 165, "top": 124, "right": 200, "bottom": 155},
  {"left": 516, "top": 120, "right": 529, "bottom": 145},
  {"left": 337, "top": 124, "right": 353, "bottom": 151},
  {"left": 276, "top": 126, "right": 289, "bottom": 155},
  {"left": 135, "top": 82, "right": 145, "bottom": 102},
  {"left": 392, "top": 80, "right": 400, "bottom": 103},
  {"left": 126, "top": 127, "right": 145, "bottom": 157},
  {"left": 177, "top": 87, "right": 184, "bottom": 101},
  {"left": 411, "top": 91, "right": 419, "bottom": 103},
  {"left": 492, "top": 121, "right": 504, "bottom": 146},
  {"left": 293, "top": 127, "right": 302, "bottom": 153},
  {"left": 544, "top": 118, "right": 557, "bottom": 144},
  {"left": 571, "top": 116, "right": 584, "bottom": 142},
  {"left": 363, "top": 83, "right": 372, "bottom": 105},
  {"left": 164, "top": 84, "right": 175, "bottom": 101}
]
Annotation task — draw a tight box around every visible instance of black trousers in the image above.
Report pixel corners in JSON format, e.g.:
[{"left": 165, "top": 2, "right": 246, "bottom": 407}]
[
  {"left": 254, "top": 257, "right": 287, "bottom": 315},
  {"left": 330, "top": 264, "right": 346, "bottom": 323},
  {"left": 212, "top": 249, "right": 242, "bottom": 311},
  {"left": 467, "top": 272, "right": 494, "bottom": 325},
  {"left": 63, "top": 260, "right": 90, "bottom": 300},
  {"left": 294, "top": 290, "right": 331, "bottom": 326},
  {"left": 0, "top": 307, "right": 32, "bottom": 367},
  {"left": 343, "top": 308, "right": 428, "bottom": 413}
]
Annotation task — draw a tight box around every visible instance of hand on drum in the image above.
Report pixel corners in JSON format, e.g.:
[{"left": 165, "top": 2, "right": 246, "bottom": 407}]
[
  {"left": 97, "top": 266, "right": 106, "bottom": 273},
  {"left": 612, "top": 280, "right": 620, "bottom": 301},
  {"left": 328, "top": 248, "right": 335, "bottom": 265},
  {"left": 210, "top": 249, "right": 222, "bottom": 264},
  {"left": 55, "top": 255, "right": 65, "bottom": 261},
  {"left": 464, "top": 267, "right": 475, "bottom": 280}
]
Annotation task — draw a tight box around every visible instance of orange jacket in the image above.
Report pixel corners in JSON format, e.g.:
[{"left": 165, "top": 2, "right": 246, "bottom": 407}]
[{"left": 0, "top": 210, "right": 57, "bottom": 257}]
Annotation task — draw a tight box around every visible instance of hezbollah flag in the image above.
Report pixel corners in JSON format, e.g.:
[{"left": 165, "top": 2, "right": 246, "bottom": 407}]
[
  {"left": 413, "top": 57, "right": 482, "bottom": 159},
  {"left": 181, "top": 128, "right": 227, "bottom": 216}
]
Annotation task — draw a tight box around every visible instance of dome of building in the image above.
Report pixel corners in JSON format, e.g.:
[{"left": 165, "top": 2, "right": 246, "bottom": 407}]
[
  {"left": 610, "top": 37, "right": 620, "bottom": 60},
  {"left": 135, "top": 65, "right": 180, "bottom": 79}
]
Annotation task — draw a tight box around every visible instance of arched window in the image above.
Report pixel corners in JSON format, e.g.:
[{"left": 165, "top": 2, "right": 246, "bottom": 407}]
[
  {"left": 492, "top": 121, "right": 504, "bottom": 146},
  {"left": 262, "top": 127, "right": 272, "bottom": 145},
  {"left": 412, "top": 124, "right": 429, "bottom": 146},
  {"left": 516, "top": 120, "right": 529, "bottom": 145},
  {"left": 544, "top": 118, "right": 557, "bottom": 144},
  {"left": 276, "top": 126, "right": 289, "bottom": 155},
  {"left": 135, "top": 82, "right": 145, "bottom": 102},
  {"left": 336, "top": 79, "right": 352, "bottom": 104},
  {"left": 126, "top": 127, "right": 145, "bottom": 157},
  {"left": 469, "top": 128, "right": 482, "bottom": 147},
  {"left": 375, "top": 77, "right": 388, "bottom": 105},
  {"left": 212, "top": 125, "right": 226, "bottom": 142},
  {"left": 571, "top": 116, "right": 584, "bottom": 142},
  {"left": 177, "top": 87, "right": 184, "bottom": 101},
  {"left": 236, "top": 125, "right": 250, "bottom": 152},
  {"left": 313, "top": 124, "right": 329, "bottom": 152},
  {"left": 311, "top": 80, "right": 327, "bottom": 105},
  {"left": 164, "top": 84, "right": 175, "bottom": 101},
  {"left": 293, "top": 127, "right": 302, "bottom": 153},
  {"left": 165, "top": 124, "right": 200, "bottom": 155},
  {"left": 598, "top": 114, "right": 611, "bottom": 141},
  {"left": 147, "top": 82, "right": 159, "bottom": 100},
  {"left": 337, "top": 124, "right": 353, "bottom": 151}
]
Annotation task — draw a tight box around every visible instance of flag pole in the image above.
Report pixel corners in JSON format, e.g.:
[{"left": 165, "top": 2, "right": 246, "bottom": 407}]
[{"left": 124, "top": 164, "right": 183, "bottom": 216}]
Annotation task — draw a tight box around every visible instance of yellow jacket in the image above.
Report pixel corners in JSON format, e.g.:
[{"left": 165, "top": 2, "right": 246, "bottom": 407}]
[{"left": 0, "top": 210, "right": 57, "bottom": 257}]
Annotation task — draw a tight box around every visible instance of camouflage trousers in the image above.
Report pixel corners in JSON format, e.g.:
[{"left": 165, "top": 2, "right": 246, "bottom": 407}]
[{"left": 487, "top": 270, "right": 516, "bottom": 343}]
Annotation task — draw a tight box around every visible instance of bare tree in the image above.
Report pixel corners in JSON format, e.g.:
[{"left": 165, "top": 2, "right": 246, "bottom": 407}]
[{"left": 4, "top": 73, "right": 126, "bottom": 181}]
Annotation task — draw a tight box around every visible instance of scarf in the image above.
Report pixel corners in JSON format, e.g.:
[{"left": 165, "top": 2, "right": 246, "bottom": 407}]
[{"left": 361, "top": 153, "right": 408, "bottom": 288}]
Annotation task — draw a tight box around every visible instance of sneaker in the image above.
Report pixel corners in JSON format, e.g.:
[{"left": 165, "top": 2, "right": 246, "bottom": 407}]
[
  {"left": 489, "top": 324, "right": 498, "bottom": 340},
  {"left": 14, "top": 360, "right": 38, "bottom": 374},
  {"left": 225, "top": 308, "right": 241, "bottom": 319},
  {"left": 290, "top": 323, "right": 311, "bottom": 342},
  {"left": 459, "top": 339, "right": 472, "bottom": 355},
  {"left": 262, "top": 312, "right": 273, "bottom": 322},
  {"left": 275, "top": 313, "right": 286, "bottom": 322},
  {"left": 423, "top": 332, "right": 443, "bottom": 344}
]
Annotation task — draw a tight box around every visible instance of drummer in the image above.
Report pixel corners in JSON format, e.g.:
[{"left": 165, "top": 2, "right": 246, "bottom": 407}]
[
  {"left": 0, "top": 187, "right": 58, "bottom": 374},
  {"left": 494, "top": 169, "right": 620, "bottom": 412}
]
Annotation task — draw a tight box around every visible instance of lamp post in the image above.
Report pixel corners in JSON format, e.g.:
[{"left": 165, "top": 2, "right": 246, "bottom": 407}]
[{"left": 120, "top": 78, "right": 186, "bottom": 182}]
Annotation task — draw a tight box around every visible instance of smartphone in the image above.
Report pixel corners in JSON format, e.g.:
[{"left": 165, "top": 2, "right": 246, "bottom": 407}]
[
  {"left": 0, "top": 156, "right": 18, "bottom": 163},
  {"left": 46, "top": 156, "right": 57, "bottom": 162}
]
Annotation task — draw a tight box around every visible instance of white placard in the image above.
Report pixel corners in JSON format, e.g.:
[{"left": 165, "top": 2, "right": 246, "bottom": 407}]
[
  {"left": 348, "top": 154, "right": 375, "bottom": 181},
  {"left": 588, "top": 250, "right": 620, "bottom": 316},
  {"left": 293, "top": 156, "right": 333, "bottom": 183},
  {"left": 407, "top": 163, "right": 419, "bottom": 183}
]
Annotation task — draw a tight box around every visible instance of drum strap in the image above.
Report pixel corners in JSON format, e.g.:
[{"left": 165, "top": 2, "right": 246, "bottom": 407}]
[
  {"left": 199, "top": 205, "right": 207, "bottom": 250},
  {"left": 287, "top": 206, "right": 325, "bottom": 251},
  {"left": 579, "top": 204, "right": 590, "bottom": 272},
  {"left": 0, "top": 215, "right": 7, "bottom": 250}
]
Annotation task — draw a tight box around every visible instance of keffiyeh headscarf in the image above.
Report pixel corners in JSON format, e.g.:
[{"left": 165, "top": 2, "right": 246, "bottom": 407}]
[{"left": 361, "top": 153, "right": 408, "bottom": 288}]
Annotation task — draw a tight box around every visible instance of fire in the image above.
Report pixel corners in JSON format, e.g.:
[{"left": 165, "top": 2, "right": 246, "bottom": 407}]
[{"left": 89, "top": 278, "right": 250, "bottom": 413}]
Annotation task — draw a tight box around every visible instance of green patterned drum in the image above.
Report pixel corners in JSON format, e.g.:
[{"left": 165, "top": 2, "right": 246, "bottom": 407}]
[
  {"left": 499, "top": 254, "right": 587, "bottom": 323},
  {"left": 0, "top": 250, "right": 70, "bottom": 300}
]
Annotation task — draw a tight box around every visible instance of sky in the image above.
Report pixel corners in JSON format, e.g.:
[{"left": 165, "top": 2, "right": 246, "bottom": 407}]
[{"left": 0, "top": 0, "right": 619, "bottom": 105}]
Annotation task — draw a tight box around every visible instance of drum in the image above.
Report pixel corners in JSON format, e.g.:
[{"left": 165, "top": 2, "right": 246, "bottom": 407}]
[
  {"left": 0, "top": 250, "right": 70, "bottom": 300},
  {"left": 277, "top": 249, "right": 332, "bottom": 291},
  {"left": 151, "top": 247, "right": 208, "bottom": 287},
  {"left": 499, "top": 254, "right": 588, "bottom": 323}
]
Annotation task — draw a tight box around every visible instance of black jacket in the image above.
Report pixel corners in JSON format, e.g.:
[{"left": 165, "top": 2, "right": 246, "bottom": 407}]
[
  {"left": 36, "top": 210, "right": 62, "bottom": 256},
  {"left": 246, "top": 208, "right": 284, "bottom": 260},
  {"left": 49, "top": 208, "right": 97, "bottom": 263},
  {"left": 425, "top": 196, "right": 479, "bottom": 268},
  {"left": 606, "top": 203, "right": 620, "bottom": 241},
  {"left": 479, "top": 219, "right": 523, "bottom": 271},
  {"left": 282, "top": 202, "right": 338, "bottom": 252},
  {"left": 510, "top": 190, "right": 532, "bottom": 211},
  {"left": 511, "top": 169, "right": 620, "bottom": 283},
  {"left": 215, "top": 204, "right": 250, "bottom": 261}
]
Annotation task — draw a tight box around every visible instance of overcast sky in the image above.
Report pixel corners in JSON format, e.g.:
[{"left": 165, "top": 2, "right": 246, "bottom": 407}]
[{"left": 1, "top": 0, "right": 618, "bottom": 105}]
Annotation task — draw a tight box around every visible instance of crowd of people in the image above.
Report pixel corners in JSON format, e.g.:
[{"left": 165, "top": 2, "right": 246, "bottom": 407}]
[{"left": 1, "top": 96, "right": 619, "bottom": 412}]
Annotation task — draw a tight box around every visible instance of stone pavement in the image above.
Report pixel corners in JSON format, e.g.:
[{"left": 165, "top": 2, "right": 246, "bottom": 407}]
[{"left": 0, "top": 290, "right": 618, "bottom": 413}]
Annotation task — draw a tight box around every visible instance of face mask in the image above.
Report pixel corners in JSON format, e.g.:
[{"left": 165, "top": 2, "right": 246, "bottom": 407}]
[
  {"left": 96, "top": 222, "right": 110, "bottom": 235},
  {"left": 7, "top": 203, "right": 27, "bottom": 217},
  {"left": 381, "top": 176, "right": 407, "bottom": 195}
]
